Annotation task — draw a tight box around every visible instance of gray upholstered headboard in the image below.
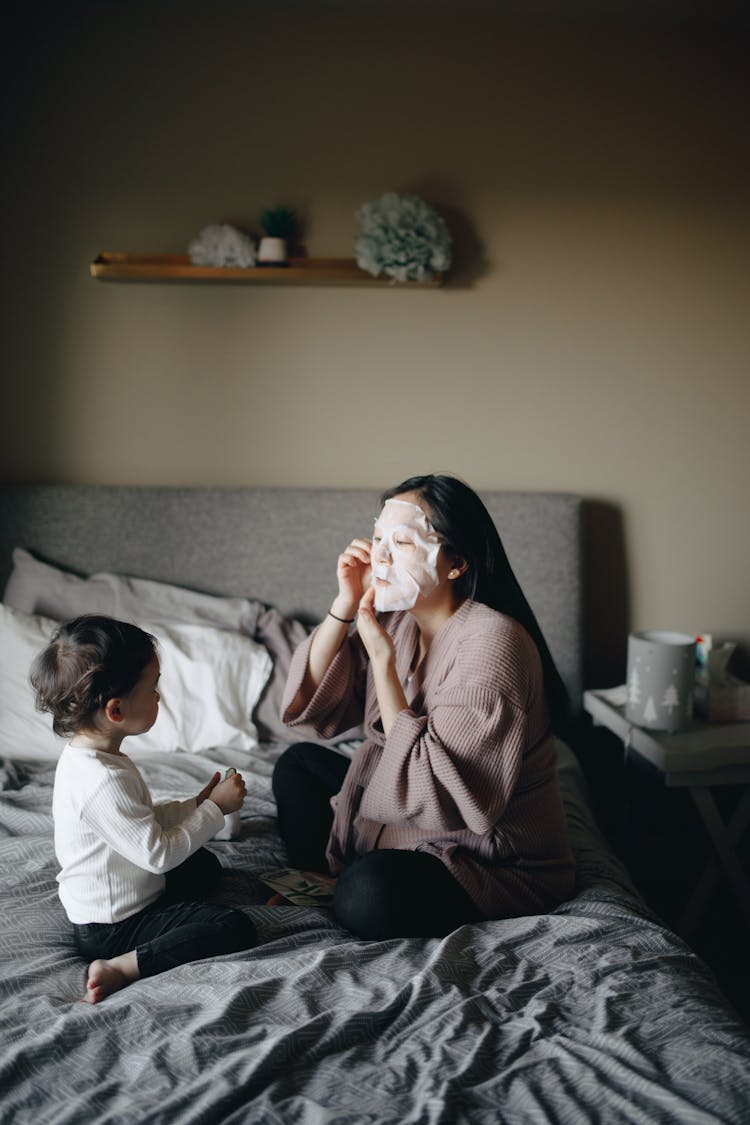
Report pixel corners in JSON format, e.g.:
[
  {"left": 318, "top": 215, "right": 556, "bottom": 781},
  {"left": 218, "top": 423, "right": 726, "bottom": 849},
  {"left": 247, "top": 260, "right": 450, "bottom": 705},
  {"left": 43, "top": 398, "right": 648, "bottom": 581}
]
[{"left": 0, "top": 486, "right": 583, "bottom": 711}]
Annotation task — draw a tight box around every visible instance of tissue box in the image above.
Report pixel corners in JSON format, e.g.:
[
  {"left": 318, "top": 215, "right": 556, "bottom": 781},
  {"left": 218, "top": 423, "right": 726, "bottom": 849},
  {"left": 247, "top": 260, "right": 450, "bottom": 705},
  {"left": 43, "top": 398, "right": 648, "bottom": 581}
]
[{"left": 694, "top": 636, "right": 750, "bottom": 721}]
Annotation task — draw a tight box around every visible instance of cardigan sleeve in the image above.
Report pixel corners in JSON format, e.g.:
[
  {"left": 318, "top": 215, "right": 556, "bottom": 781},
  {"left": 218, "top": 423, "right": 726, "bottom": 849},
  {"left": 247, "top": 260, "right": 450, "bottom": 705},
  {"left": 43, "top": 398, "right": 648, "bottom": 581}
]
[
  {"left": 359, "top": 689, "right": 528, "bottom": 835},
  {"left": 281, "top": 626, "right": 368, "bottom": 740},
  {"left": 358, "top": 623, "right": 538, "bottom": 836}
]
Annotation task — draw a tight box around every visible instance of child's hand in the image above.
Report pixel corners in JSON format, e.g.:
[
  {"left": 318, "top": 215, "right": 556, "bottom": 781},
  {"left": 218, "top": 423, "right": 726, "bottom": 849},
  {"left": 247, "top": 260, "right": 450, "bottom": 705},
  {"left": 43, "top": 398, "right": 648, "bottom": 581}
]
[
  {"left": 209, "top": 771, "right": 247, "bottom": 815},
  {"left": 196, "top": 772, "right": 221, "bottom": 806}
]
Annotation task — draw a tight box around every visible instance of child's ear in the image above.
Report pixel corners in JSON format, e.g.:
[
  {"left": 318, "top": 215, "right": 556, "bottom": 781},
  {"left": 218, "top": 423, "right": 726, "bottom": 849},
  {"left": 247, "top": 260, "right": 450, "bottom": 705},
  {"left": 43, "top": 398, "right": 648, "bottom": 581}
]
[{"left": 104, "top": 698, "right": 124, "bottom": 724}]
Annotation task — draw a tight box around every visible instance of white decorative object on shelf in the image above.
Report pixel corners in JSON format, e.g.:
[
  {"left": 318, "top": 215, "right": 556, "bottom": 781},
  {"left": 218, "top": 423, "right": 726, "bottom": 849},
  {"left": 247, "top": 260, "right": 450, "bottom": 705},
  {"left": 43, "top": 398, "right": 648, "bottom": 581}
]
[
  {"left": 257, "top": 207, "right": 296, "bottom": 266},
  {"left": 354, "top": 192, "right": 452, "bottom": 282},
  {"left": 257, "top": 236, "right": 288, "bottom": 265},
  {"left": 188, "top": 224, "right": 257, "bottom": 268}
]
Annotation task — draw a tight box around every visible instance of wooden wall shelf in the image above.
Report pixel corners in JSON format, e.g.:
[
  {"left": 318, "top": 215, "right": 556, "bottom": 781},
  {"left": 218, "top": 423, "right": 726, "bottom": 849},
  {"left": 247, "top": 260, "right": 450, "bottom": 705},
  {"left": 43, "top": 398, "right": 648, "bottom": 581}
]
[{"left": 90, "top": 253, "right": 444, "bottom": 287}]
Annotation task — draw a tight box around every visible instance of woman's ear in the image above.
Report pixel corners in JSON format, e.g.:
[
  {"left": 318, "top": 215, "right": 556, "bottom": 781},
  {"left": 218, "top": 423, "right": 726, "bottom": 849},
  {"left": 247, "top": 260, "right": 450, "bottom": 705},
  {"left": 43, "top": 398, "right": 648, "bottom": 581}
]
[
  {"left": 104, "top": 698, "right": 124, "bottom": 724},
  {"left": 447, "top": 558, "right": 468, "bottom": 580}
]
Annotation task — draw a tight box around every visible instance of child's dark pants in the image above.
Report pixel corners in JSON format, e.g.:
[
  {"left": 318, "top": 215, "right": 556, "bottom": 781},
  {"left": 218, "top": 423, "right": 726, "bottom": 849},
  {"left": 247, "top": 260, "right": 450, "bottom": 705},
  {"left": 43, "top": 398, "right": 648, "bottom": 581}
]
[{"left": 72, "top": 849, "right": 256, "bottom": 978}]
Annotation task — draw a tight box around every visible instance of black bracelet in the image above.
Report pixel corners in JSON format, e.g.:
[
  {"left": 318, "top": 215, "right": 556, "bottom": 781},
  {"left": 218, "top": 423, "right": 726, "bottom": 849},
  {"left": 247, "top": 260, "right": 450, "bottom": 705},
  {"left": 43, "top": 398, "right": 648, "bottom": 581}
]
[{"left": 328, "top": 609, "right": 356, "bottom": 624}]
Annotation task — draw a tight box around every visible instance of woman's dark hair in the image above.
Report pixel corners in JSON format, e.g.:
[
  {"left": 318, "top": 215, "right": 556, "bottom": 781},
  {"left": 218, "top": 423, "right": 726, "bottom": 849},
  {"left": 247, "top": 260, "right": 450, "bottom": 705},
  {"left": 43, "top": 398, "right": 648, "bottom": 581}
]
[
  {"left": 381, "top": 474, "right": 570, "bottom": 734},
  {"left": 30, "top": 615, "right": 157, "bottom": 737}
]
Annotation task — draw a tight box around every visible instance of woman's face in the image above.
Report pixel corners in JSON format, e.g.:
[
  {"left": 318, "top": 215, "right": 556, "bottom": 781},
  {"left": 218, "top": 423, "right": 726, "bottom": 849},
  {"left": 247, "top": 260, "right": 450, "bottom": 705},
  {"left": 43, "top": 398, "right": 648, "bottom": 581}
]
[{"left": 370, "top": 497, "right": 441, "bottom": 611}]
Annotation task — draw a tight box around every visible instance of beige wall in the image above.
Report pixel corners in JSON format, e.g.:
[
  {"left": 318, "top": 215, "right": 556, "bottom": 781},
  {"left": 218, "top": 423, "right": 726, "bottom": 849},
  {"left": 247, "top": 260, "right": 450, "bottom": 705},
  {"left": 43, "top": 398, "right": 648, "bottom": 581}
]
[{"left": 2, "top": 2, "right": 748, "bottom": 682}]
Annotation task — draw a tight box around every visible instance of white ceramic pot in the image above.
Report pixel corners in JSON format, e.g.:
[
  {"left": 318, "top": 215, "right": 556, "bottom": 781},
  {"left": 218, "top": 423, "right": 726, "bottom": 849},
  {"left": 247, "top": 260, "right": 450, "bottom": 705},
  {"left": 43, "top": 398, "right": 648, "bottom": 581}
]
[{"left": 257, "top": 236, "right": 288, "bottom": 265}]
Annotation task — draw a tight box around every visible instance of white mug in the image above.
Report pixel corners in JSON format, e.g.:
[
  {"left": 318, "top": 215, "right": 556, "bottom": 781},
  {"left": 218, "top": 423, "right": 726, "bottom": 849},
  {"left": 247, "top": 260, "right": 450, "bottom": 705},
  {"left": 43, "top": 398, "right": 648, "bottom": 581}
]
[{"left": 625, "top": 630, "right": 696, "bottom": 732}]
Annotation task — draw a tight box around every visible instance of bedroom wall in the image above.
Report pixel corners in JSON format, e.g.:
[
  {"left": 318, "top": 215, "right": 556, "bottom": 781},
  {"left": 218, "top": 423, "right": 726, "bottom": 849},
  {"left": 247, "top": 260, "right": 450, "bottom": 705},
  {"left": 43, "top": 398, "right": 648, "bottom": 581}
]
[{"left": 2, "top": 0, "right": 748, "bottom": 685}]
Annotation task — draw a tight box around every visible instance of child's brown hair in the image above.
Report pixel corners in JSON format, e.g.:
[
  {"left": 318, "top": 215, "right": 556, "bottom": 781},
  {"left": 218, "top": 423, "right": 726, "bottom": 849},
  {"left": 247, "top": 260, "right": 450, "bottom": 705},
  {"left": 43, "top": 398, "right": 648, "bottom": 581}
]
[{"left": 30, "top": 615, "right": 157, "bottom": 737}]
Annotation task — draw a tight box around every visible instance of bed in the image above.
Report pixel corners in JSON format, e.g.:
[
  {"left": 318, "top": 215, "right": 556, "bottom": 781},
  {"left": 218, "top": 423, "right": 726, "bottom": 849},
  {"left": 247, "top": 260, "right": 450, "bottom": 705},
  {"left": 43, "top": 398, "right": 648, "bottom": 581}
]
[{"left": 1, "top": 484, "right": 748, "bottom": 1124}]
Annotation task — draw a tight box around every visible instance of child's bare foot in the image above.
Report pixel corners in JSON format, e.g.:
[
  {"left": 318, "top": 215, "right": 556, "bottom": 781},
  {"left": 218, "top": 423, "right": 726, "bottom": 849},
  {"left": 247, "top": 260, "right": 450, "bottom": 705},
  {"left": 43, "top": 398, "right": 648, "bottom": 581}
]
[{"left": 82, "top": 952, "right": 139, "bottom": 1003}]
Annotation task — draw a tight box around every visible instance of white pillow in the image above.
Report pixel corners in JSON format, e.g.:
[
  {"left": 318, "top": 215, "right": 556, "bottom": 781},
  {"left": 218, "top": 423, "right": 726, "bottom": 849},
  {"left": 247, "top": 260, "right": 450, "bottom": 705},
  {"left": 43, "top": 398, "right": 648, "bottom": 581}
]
[
  {"left": 135, "top": 620, "right": 271, "bottom": 754},
  {"left": 2, "top": 547, "right": 314, "bottom": 744},
  {"left": 0, "top": 604, "right": 67, "bottom": 761},
  {"left": 0, "top": 604, "right": 272, "bottom": 761}
]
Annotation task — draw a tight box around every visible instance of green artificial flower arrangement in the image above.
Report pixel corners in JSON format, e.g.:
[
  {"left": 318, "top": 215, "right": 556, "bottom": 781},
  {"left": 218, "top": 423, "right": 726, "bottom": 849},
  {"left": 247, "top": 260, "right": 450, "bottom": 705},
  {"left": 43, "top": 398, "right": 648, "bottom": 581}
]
[{"left": 354, "top": 192, "right": 452, "bottom": 282}]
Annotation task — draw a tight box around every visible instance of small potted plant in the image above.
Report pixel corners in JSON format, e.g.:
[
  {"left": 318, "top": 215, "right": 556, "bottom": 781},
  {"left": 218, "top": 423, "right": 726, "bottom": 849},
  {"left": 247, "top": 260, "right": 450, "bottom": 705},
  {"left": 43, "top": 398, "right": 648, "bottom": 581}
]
[{"left": 257, "top": 206, "right": 297, "bottom": 266}]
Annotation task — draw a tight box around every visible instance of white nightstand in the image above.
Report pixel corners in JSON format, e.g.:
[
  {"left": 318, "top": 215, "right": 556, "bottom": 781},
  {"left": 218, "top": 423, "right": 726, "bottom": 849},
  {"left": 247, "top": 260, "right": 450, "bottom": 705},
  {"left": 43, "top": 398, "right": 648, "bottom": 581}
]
[{"left": 583, "top": 688, "right": 750, "bottom": 935}]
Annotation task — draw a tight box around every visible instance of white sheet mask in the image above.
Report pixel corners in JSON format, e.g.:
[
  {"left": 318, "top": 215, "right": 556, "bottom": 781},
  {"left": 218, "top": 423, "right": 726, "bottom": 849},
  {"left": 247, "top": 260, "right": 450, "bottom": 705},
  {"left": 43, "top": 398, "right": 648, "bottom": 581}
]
[{"left": 370, "top": 499, "right": 441, "bottom": 611}]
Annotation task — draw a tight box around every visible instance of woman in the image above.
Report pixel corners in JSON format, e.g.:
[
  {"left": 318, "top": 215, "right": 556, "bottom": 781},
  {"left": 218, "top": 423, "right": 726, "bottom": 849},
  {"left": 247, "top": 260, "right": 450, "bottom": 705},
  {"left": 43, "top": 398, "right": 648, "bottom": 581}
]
[{"left": 275, "top": 474, "right": 575, "bottom": 940}]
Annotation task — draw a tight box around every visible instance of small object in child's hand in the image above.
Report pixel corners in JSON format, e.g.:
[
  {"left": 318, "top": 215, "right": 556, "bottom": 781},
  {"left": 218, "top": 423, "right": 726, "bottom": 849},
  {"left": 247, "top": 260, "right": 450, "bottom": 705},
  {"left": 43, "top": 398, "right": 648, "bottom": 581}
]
[{"left": 214, "top": 767, "right": 241, "bottom": 840}]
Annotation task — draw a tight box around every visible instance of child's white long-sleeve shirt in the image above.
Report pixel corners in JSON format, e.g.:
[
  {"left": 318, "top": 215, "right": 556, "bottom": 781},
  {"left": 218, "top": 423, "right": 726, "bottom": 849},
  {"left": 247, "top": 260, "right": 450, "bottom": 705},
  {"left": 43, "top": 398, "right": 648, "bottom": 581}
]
[{"left": 53, "top": 745, "right": 225, "bottom": 924}]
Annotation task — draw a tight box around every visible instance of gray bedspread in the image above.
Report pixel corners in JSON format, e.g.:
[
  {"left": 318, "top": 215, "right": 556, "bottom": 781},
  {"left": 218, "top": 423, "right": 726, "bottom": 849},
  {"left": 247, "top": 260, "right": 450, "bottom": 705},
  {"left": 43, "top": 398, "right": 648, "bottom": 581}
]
[{"left": 1, "top": 741, "right": 748, "bottom": 1125}]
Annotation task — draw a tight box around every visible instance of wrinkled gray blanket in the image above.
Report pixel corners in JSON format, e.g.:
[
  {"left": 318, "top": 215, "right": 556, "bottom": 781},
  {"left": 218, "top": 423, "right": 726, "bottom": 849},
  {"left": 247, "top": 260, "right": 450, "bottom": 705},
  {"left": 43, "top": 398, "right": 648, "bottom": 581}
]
[{"left": 1, "top": 742, "right": 748, "bottom": 1125}]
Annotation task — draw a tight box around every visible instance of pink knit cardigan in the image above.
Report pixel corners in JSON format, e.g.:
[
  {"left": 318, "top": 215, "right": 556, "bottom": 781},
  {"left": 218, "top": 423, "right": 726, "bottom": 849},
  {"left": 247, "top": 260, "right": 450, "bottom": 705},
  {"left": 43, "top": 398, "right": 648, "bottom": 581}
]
[{"left": 282, "top": 599, "right": 575, "bottom": 919}]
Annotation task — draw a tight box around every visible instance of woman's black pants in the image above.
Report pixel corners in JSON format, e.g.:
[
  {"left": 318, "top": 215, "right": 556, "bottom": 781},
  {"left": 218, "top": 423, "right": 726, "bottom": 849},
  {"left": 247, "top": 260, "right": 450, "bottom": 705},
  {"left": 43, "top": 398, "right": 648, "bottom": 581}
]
[{"left": 272, "top": 741, "right": 479, "bottom": 941}]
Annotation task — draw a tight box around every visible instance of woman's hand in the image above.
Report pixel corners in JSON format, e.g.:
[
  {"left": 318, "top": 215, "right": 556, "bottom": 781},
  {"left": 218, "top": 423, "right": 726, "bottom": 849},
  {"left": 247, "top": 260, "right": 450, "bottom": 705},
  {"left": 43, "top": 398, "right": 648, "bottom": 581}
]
[
  {"left": 357, "top": 587, "right": 407, "bottom": 735},
  {"left": 334, "top": 537, "right": 372, "bottom": 617},
  {"left": 288, "top": 536, "right": 372, "bottom": 717},
  {"left": 356, "top": 586, "right": 396, "bottom": 667}
]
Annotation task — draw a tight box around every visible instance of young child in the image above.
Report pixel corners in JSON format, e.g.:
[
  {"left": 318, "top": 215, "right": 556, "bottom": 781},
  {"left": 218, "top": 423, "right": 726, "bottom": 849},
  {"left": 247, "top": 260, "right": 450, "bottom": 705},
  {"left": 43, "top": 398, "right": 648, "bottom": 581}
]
[{"left": 30, "top": 614, "right": 257, "bottom": 1004}]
